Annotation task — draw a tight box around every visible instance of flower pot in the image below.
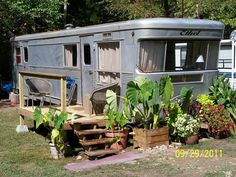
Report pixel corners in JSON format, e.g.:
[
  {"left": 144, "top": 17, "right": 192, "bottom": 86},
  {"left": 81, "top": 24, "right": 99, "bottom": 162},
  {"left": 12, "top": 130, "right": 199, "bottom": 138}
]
[
  {"left": 110, "top": 142, "right": 124, "bottom": 150},
  {"left": 105, "top": 128, "right": 128, "bottom": 150},
  {"left": 49, "top": 143, "right": 59, "bottom": 159},
  {"left": 133, "top": 126, "right": 169, "bottom": 148},
  {"left": 184, "top": 134, "right": 199, "bottom": 145}
]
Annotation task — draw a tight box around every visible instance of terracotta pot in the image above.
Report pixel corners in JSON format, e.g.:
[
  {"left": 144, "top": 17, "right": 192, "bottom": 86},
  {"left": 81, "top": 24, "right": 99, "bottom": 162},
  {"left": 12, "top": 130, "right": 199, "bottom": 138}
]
[
  {"left": 105, "top": 128, "right": 128, "bottom": 150},
  {"left": 184, "top": 134, "right": 199, "bottom": 145}
]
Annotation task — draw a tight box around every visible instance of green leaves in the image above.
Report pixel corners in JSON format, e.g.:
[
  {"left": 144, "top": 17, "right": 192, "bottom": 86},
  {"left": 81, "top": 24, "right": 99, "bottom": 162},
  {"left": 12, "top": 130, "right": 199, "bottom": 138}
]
[
  {"left": 180, "top": 87, "right": 193, "bottom": 113},
  {"left": 106, "top": 89, "right": 118, "bottom": 111},
  {"left": 159, "top": 76, "right": 174, "bottom": 106},
  {"left": 125, "top": 76, "right": 173, "bottom": 129},
  {"left": 33, "top": 107, "right": 68, "bottom": 152},
  {"left": 34, "top": 107, "right": 43, "bottom": 129},
  {"left": 54, "top": 112, "right": 68, "bottom": 130}
]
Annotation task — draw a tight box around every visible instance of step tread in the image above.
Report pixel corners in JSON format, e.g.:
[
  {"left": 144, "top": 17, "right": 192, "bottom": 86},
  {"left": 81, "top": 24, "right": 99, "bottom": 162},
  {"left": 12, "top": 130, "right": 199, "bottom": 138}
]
[
  {"left": 85, "top": 149, "right": 120, "bottom": 157},
  {"left": 80, "top": 138, "right": 113, "bottom": 146},
  {"left": 76, "top": 129, "right": 109, "bottom": 135}
]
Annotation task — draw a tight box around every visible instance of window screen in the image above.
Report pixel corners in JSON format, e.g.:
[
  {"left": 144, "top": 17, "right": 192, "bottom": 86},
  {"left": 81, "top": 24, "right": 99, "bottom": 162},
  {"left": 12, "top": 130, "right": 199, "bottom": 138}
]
[
  {"left": 98, "top": 42, "right": 120, "bottom": 84},
  {"left": 64, "top": 45, "right": 77, "bottom": 67}
]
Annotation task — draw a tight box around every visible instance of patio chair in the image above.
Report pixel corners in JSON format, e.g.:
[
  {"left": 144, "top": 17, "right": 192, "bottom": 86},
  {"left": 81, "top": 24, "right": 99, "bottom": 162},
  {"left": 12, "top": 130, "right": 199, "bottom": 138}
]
[
  {"left": 89, "top": 82, "right": 120, "bottom": 116},
  {"left": 25, "top": 78, "right": 52, "bottom": 107}
]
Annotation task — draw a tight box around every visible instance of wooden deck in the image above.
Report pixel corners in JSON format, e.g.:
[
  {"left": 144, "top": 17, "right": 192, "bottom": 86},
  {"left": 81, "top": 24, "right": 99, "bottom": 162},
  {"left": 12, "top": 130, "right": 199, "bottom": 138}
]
[
  {"left": 18, "top": 105, "right": 107, "bottom": 128},
  {"left": 17, "top": 71, "right": 107, "bottom": 128}
]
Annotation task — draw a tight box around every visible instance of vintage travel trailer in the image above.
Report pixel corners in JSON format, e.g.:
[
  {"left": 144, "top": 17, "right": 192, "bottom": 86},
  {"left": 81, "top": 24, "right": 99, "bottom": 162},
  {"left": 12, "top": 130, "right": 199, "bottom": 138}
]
[
  {"left": 218, "top": 34, "right": 236, "bottom": 89},
  {"left": 11, "top": 18, "right": 225, "bottom": 107}
]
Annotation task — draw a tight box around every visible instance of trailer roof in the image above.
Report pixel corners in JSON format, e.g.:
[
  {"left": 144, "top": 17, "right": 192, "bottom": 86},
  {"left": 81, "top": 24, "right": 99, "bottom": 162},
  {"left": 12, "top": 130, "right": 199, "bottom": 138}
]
[{"left": 13, "top": 18, "right": 225, "bottom": 41}]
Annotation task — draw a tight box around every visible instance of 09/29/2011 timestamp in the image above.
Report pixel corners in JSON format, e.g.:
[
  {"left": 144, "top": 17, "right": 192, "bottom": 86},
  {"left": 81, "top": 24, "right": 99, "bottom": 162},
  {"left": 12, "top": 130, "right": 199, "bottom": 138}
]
[{"left": 175, "top": 149, "right": 223, "bottom": 158}]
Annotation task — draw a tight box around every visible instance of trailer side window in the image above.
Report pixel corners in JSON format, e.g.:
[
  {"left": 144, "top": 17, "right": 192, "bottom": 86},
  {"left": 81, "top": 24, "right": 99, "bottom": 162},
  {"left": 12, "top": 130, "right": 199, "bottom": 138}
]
[
  {"left": 84, "top": 44, "right": 91, "bottom": 65},
  {"left": 16, "top": 47, "right": 21, "bottom": 64},
  {"left": 139, "top": 41, "right": 165, "bottom": 72},
  {"left": 64, "top": 45, "right": 77, "bottom": 67},
  {"left": 98, "top": 42, "right": 120, "bottom": 84},
  {"left": 24, "top": 47, "right": 28, "bottom": 62}
]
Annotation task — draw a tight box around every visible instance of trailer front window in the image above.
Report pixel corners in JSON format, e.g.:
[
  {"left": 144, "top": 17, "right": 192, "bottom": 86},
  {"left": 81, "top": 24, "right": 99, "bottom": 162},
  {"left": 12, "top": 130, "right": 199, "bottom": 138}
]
[{"left": 138, "top": 40, "right": 219, "bottom": 73}]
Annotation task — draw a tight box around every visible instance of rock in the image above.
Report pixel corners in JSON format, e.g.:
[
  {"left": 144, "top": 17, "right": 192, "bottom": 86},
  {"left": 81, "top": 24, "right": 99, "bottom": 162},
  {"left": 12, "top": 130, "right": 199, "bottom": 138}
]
[{"left": 76, "top": 155, "right": 83, "bottom": 160}]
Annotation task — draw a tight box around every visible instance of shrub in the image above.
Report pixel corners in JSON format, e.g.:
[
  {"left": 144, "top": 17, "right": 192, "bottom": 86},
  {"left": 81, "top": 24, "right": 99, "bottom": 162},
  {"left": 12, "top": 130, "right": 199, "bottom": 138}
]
[
  {"left": 173, "top": 114, "right": 200, "bottom": 138},
  {"left": 199, "top": 104, "right": 234, "bottom": 137}
]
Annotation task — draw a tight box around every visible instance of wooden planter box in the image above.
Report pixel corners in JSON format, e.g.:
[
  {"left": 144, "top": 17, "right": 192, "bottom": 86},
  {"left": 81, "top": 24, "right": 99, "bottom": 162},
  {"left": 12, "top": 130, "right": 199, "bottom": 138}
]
[{"left": 133, "top": 126, "right": 169, "bottom": 148}]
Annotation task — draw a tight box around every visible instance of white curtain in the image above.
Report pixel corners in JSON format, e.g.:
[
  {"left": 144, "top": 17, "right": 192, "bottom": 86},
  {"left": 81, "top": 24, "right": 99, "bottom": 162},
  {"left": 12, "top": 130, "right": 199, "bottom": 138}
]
[
  {"left": 139, "top": 41, "right": 165, "bottom": 72},
  {"left": 98, "top": 42, "right": 120, "bottom": 83},
  {"left": 64, "top": 45, "right": 73, "bottom": 67}
]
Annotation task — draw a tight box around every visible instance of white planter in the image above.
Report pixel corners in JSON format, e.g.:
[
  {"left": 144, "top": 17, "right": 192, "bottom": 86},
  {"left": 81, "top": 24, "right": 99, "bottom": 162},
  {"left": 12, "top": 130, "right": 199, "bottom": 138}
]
[{"left": 49, "top": 143, "right": 59, "bottom": 159}]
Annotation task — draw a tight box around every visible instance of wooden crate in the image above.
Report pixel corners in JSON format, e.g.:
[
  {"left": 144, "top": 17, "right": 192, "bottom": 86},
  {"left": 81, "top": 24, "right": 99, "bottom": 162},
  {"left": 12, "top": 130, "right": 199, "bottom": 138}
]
[{"left": 133, "top": 126, "right": 169, "bottom": 148}]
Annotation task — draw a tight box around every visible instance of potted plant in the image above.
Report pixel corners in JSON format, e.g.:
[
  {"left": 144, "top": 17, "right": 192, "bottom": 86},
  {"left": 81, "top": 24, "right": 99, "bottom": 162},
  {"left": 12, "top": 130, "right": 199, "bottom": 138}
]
[
  {"left": 174, "top": 113, "right": 200, "bottom": 144},
  {"left": 104, "top": 90, "right": 129, "bottom": 150},
  {"left": 165, "top": 87, "right": 195, "bottom": 142},
  {"left": 125, "top": 76, "right": 173, "bottom": 148},
  {"left": 34, "top": 107, "right": 68, "bottom": 159}
]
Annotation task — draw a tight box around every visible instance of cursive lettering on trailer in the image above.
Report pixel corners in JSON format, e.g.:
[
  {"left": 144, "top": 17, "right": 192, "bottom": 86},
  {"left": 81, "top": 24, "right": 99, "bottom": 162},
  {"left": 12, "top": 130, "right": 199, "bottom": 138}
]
[{"left": 180, "top": 30, "right": 201, "bottom": 36}]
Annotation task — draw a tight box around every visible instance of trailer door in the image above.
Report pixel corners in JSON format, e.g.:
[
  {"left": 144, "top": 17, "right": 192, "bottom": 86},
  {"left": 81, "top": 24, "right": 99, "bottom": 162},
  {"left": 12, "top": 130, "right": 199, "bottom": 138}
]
[{"left": 80, "top": 36, "right": 95, "bottom": 106}]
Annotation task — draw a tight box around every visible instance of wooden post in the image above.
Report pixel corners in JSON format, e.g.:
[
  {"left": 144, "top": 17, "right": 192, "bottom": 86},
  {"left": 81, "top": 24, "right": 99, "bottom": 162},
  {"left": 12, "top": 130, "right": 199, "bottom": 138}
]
[
  {"left": 19, "top": 72, "right": 25, "bottom": 125},
  {"left": 60, "top": 77, "right": 67, "bottom": 112}
]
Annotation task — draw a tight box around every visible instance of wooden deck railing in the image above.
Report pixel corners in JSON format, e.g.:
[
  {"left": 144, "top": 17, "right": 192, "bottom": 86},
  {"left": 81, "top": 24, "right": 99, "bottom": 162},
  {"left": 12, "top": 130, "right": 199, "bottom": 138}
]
[{"left": 19, "top": 71, "right": 67, "bottom": 125}]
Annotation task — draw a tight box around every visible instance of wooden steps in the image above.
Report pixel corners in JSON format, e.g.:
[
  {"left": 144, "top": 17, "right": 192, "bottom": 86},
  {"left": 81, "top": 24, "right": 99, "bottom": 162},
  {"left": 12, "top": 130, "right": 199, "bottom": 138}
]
[
  {"left": 80, "top": 138, "right": 113, "bottom": 146},
  {"left": 76, "top": 129, "right": 109, "bottom": 136},
  {"left": 84, "top": 149, "right": 119, "bottom": 159},
  {"left": 74, "top": 117, "right": 120, "bottom": 158}
]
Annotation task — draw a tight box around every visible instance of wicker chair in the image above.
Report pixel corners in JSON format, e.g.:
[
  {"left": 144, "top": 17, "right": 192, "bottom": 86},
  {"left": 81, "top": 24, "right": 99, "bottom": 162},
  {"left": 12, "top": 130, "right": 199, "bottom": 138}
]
[
  {"left": 25, "top": 78, "right": 52, "bottom": 107},
  {"left": 89, "top": 82, "right": 120, "bottom": 116}
]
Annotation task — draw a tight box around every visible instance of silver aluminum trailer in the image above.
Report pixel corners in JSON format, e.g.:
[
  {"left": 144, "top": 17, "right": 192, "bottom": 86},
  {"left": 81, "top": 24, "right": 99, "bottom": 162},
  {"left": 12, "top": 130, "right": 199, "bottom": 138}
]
[
  {"left": 11, "top": 18, "right": 224, "bottom": 106},
  {"left": 218, "top": 35, "right": 236, "bottom": 89}
]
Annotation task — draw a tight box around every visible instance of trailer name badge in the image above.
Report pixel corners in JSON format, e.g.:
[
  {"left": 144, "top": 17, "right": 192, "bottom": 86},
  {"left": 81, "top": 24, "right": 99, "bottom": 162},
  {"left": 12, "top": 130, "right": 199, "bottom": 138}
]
[{"left": 180, "top": 30, "right": 200, "bottom": 36}]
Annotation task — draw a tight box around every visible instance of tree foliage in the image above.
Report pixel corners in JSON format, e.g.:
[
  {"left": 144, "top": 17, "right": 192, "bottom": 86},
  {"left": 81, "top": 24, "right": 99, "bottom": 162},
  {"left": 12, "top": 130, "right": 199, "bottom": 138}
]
[{"left": 0, "top": 0, "right": 64, "bottom": 37}]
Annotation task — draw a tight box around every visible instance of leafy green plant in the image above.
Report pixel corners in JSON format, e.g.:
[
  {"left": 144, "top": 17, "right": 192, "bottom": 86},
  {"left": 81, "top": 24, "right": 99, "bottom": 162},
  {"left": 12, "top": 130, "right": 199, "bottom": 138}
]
[
  {"left": 197, "top": 94, "right": 214, "bottom": 106},
  {"left": 209, "top": 75, "right": 236, "bottom": 108},
  {"left": 173, "top": 114, "right": 200, "bottom": 137},
  {"left": 104, "top": 90, "right": 127, "bottom": 130},
  {"left": 126, "top": 76, "right": 173, "bottom": 129},
  {"left": 180, "top": 87, "right": 193, "bottom": 113},
  {"left": 34, "top": 107, "right": 68, "bottom": 152}
]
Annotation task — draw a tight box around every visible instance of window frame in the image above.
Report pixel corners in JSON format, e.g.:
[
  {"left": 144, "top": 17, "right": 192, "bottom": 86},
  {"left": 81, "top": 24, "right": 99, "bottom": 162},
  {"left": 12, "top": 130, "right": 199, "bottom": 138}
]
[
  {"left": 15, "top": 47, "right": 22, "bottom": 65},
  {"left": 83, "top": 44, "right": 91, "bottom": 65},
  {"left": 63, "top": 44, "right": 78, "bottom": 68},
  {"left": 23, "top": 47, "right": 29, "bottom": 63},
  {"left": 137, "top": 39, "right": 219, "bottom": 73},
  {"left": 96, "top": 41, "right": 121, "bottom": 84}
]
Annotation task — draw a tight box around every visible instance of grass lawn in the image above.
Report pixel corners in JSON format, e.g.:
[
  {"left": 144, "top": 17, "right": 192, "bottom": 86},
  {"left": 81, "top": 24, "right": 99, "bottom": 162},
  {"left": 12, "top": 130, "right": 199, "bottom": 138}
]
[{"left": 0, "top": 107, "right": 235, "bottom": 177}]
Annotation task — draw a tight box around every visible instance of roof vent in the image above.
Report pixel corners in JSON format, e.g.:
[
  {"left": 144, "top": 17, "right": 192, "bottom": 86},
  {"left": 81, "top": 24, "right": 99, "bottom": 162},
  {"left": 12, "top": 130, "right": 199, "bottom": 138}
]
[{"left": 64, "top": 24, "right": 74, "bottom": 29}]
